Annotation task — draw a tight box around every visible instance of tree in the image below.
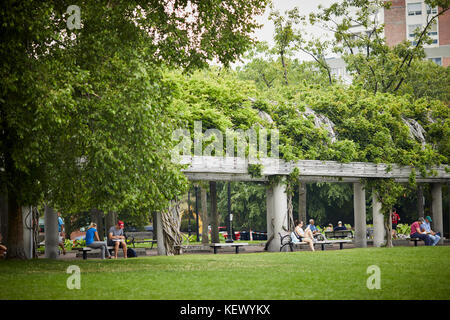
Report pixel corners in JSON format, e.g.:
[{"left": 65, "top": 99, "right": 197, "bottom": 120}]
[{"left": 0, "top": 0, "right": 270, "bottom": 259}]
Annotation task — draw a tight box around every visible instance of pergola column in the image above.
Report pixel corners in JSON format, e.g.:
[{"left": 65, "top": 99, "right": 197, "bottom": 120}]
[
  {"left": 431, "top": 183, "right": 443, "bottom": 243},
  {"left": 266, "top": 185, "right": 274, "bottom": 250},
  {"left": 44, "top": 205, "right": 59, "bottom": 259},
  {"left": 372, "top": 190, "right": 385, "bottom": 247},
  {"left": 266, "top": 179, "right": 288, "bottom": 252},
  {"left": 353, "top": 182, "right": 367, "bottom": 248}
]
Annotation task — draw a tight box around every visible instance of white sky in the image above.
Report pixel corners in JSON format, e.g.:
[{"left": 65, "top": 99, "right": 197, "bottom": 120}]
[{"left": 249, "top": 0, "right": 338, "bottom": 61}]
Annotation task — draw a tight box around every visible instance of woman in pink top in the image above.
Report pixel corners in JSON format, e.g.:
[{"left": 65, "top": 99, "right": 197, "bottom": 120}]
[{"left": 410, "top": 218, "right": 431, "bottom": 246}]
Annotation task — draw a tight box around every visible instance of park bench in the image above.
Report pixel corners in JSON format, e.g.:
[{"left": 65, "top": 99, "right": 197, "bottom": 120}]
[
  {"left": 209, "top": 242, "right": 249, "bottom": 254},
  {"left": 410, "top": 237, "right": 424, "bottom": 246},
  {"left": 73, "top": 246, "right": 114, "bottom": 260},
  {"left": 279, "top": 232, "right": 352, "bottom": 251},
  {"left": 126, "top": 231, "right": 157, "bottom": 249},
  {"left": 324, "top": 230, "right": 353, "bottom": 239}
]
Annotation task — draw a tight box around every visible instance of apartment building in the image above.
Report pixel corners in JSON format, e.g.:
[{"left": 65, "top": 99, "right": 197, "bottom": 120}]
[
  {"left": 329, "top": 0, "right": 449, "bottom": 81},
  {"left": 384, "top": 0, "right": 450, "bottom": 66}
]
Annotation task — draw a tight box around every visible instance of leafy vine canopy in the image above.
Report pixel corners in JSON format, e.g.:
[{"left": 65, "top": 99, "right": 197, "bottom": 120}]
[{"left": 168, "top": 68, "right": 449, "bottom": 171}]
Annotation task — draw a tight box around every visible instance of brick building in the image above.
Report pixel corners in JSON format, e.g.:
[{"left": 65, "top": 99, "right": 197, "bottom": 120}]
[{"left": 384, "top": 0, "right": 450, "bottom": 66}]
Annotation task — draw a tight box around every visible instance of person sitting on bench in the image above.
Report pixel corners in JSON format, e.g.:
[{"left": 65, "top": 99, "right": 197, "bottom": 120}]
[
  {"left": 108, "top": 220, "right": 127, "bottom": 259},
  {"left": 410, "top": 218, "right": 431, "bottom": 246},
  {"left": 334, "top": 221, "right": 347, "bottom": 231},
  {"left": 86, "top": 222, "right": 112, "bottom": 259},
  {"left": 421, "top": 216, "right": 440, "bottom": 246},
  {"left": 291, "top": 220, "right": 315, "bottom": 252}
]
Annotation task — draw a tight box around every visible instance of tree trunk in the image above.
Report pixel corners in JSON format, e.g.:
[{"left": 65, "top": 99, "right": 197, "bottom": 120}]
[
  {"left": 160, "top": 201, "right": 183, "bottom": 255},
  {"left": 280, "top": 51, "right": 289, "bottom": 86},
  {"left": 90, "top": 209, "right": 105, "bottom": 240},
  {"left": 209, "top": 181, "right": 220, "bottom": 243},
  {"left": 298, "top": 183, "right": 306, "bottom": 223},
  {"left": 0, "top": 192, "right": 8, "bottom": 242},
  {"left": 6, "top": 191, "right": 26, "bottom": 259},
  {"left": 200, "top": 186, "right": 209, "bottom": 245},
  {"left": 417, "top": 184, "right": 424, "bottom": 218},
  {"left": 385, "top": 211, "right": 393, "bottom": 248}
]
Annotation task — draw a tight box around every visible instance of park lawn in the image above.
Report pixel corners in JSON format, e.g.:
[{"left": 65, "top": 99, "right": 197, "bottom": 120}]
[{"left": 0, "top": 246, "right": 449, "bottom": 300}]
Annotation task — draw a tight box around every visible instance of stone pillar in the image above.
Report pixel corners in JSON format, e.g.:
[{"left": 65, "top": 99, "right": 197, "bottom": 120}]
[
  {"left": 267, "top": 180, "right": 288, "bottom": 252},
  {"left": 353, "top": 182, "right": 367, "bottom": 248},
  {"left": 156, "top": 211, "right": 166, "bottom": 256},
  {"left": 22, "top": 206, "right": 33, "bottom": 259},
  {"left": 431, "top": 183, "right": 443, "bottom": 243},
  {"left": 44, "top": 206, "right": 59, "bottom": 259},
  {"left": 266, "top": 185, "right": 274, "bottom": 250},
  {"left": 209, "top": 181, "right": 219, "bottom": 243},
  {"left": 372, "top": 190, "right": 385, "bottom": 247}
]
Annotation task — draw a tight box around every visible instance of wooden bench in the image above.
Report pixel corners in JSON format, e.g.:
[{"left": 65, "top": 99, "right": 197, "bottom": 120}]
[
  {"left": 209, "top": 243, "right": 249, "bottom": 254},
  {"left": 410, "top": 238, "right": 423, "bottom": 246},
  {"left": 324, "top": 230, "right": 353, "bottom": 239},
  {"left": 126, "top": 232, "right": 157, "bottom": 249}
]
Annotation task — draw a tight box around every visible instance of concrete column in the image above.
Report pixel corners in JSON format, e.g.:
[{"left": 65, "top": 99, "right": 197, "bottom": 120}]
[
  {"left": 372, "top": 190, "right": 385, "bottom": 247},
  {"left": 417, "top": 184, "right": 424, "bottom": 218},
  {"left": 22, "top": 206, "right": 33, "bottom": 259},
  {"left": 431, "top": 183, "right": 443, "bottom": 242},
  {"left": 353, "top": 182, "right": 367, "bottom": 248},
  {"left": 156, "top": 211, "right": 166, "bottom": 256},
  {"left": 266, "top": 185, "right": 274, "bottom": 248},
  {"left": 267, "top": 180, "right": 288, "bottom": 252},
  {"left": 44, "top": 206, "right": 59, "bottom": 259}
]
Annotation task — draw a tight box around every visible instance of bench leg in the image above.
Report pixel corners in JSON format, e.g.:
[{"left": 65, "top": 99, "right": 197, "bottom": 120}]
[
  {"left": 213, "top": 247, "right": 217, "bottom": 254},
  {"left": 83, "top": 251, "right": 87, "bottom": 260},
  {"left": 339, "top": 243, "right": 343, "bottom": 250},
  {"left": 321, "top": 244, "right": 325, "bottom": 251},
  {"left": 235, "top": 246, "right": 239, "bottom": 254},
  {"left": 415, "top": 240, "right": 418, "bottom": 247}
]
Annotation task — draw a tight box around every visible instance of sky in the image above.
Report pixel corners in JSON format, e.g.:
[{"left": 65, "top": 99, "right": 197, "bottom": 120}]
[{"left": 249, "top": 0, "right": 338, "bottom": 61}]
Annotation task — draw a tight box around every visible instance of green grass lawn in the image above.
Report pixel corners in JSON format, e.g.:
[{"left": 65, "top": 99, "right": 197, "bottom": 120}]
[{"left": 1, "top": 246, "right": 449, "bottom": 300}]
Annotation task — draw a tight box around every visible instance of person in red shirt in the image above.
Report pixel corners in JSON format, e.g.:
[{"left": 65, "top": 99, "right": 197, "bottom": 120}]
[{"left": 391, "top": 208, "right": 400, "bottom": 239}]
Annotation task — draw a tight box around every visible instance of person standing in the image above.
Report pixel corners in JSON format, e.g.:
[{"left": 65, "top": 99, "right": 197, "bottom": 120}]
[
  {"left": 108, "top": 220, "right": 127, "bottom": 259},
  {"left": 57, "top": 212, "right": 66, "bottom": 255},
  {"left": 391, "top": 208, "right": 401, "bottom": 239},
  {"left": 86, "top": 223, "right": 112, "bottom": 259}
]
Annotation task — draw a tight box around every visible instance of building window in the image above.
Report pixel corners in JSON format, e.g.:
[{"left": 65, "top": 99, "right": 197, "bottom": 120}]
[
  {"left": 407, "top": 3, "right": 422, "bottom": 16},
  {"left": 427, "top": 22, "right": 438, "bottom": 36},
  {"left": 408, "top": 24, "right": 422, "bottom": 38},
  {"left": 426, "top": 5, "right": 438, "bottom": 15},
  {"left": 428, "top": 57, "right": 442, "bottom": 66}
]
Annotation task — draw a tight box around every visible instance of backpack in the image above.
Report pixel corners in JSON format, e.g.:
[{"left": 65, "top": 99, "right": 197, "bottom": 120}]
[{"left": 127, "top": 248, "right": 137, "bottom": 258}]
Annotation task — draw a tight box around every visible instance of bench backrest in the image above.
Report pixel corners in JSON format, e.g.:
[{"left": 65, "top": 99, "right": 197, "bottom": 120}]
[
  {"left": 324, "top": 230, "right": 353, "bottom": 238},
  {"left": 126, "top": 232, "right": 153, "bottom": 239}
]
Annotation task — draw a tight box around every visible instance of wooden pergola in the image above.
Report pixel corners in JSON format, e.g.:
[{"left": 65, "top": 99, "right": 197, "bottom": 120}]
[{"left": 181, "top": 156, "right": 450, "bottom": 251}]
